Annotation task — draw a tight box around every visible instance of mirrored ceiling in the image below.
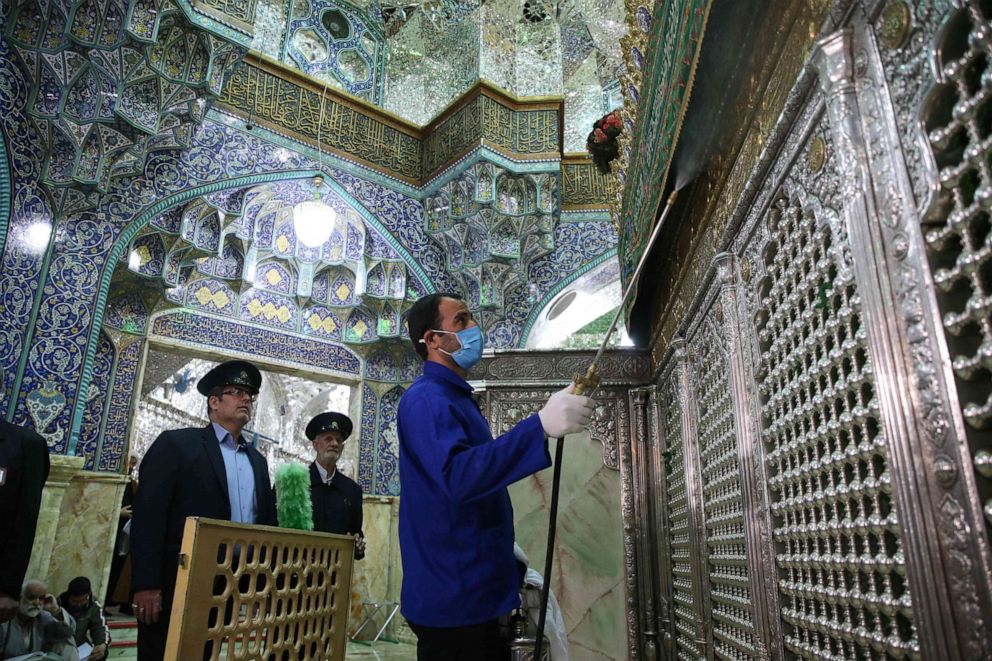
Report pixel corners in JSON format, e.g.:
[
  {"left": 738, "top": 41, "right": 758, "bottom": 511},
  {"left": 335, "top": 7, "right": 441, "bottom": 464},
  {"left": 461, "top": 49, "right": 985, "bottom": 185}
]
[{"left": 250, "top": 0, "right": 626, "bottom": 149}]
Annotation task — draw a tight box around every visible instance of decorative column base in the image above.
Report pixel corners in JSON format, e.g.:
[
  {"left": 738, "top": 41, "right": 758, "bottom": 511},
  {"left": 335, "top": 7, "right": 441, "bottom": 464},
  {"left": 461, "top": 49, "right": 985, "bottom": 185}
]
[
  {"left": 26, "top": 455, "right": 85, "bottom": 587},
  {"left": 26, "top": 458, "right": 129, "bottom": 601},
  {"left": 47, "top": 470, "right": 129, "bottom": 602}
]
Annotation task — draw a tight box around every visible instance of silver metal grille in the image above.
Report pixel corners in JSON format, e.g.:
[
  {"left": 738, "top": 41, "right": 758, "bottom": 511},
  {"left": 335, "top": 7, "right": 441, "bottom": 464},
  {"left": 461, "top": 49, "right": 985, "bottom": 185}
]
[
  {"left": 662, "top": 376, "right": 704, "bottom": 660},
  {"left": 693, "top": 317, "right": 759, "bottom": 660},
  {"left": 921, "top": 0, "right": 992, "bottom": 531},
  {"left": 755, "top": 196, "right": 919, "bottom": 658}
]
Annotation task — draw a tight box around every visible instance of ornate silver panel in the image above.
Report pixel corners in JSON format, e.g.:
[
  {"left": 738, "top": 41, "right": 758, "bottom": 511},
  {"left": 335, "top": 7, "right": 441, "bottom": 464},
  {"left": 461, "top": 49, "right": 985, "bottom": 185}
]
[
  {"left": 629, "top": 3, "right": 992, "bottom": 660},
  {"left": 817, "top": 14, "right": 992, "bottom": 657},
  {"left": 470, "top": 348, "right": 653, "bottom": 469},
  {"left": 689, "top": 306, "right": 760, "bottom": 660},
  {"left": 621, "top": 388, "right": 645, "bottom": 661},
  {"left": 657, "top": 346, "right": 708, "bottom": 661},
  {"left": 749, "top": 182, "right": 918, "bottom": 658},
  {"left": 471, "top": 348, "right": 650, "bottom": 657},
  {"left": 630, "top": 388, "right": 661, "bottom": 660},
  {"left": 647, "top": 383, "right": 676, "bottom": 661},
  {"left": 921, "top": 0, "right": 992, "bottom": 537}
]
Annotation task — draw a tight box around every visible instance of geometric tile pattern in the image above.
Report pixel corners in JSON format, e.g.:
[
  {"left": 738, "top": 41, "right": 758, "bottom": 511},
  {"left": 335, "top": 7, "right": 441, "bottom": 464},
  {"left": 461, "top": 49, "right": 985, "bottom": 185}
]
[
  {"left": 5, "top": 0, "right": 245, "bottom": 218},
  {"left": 97, "top": 336, "right": 142, "bottom": 471},
  {"left": 77, "top": 330, "right": 115, "bottom": 468},
  {"left": 375, "top": 385, "right": 403, "bottom": 495},
  {"left": 0, "top": 11, "right": 618, "bottom": 487},
  {"left": 356, "top": 382, "right": 405, "bottom": 496},
  {"left": 151, "top": 310, "right": 362, "bottom": 376},
  {"left": 423, "top": 161, "right": 560, "bottom": 316},
  {"left": 357, "top": 383, "right": 378, "bottom": 494},
  {"left": 285, "top": 0, "right": 386, "bottom": 103}
]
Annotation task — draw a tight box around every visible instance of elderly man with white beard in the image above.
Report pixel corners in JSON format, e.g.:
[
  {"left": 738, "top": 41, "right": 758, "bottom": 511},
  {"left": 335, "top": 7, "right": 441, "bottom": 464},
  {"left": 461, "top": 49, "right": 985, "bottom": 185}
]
[{"left": 0, "top": 579, "right": 75, "bottom": 658}]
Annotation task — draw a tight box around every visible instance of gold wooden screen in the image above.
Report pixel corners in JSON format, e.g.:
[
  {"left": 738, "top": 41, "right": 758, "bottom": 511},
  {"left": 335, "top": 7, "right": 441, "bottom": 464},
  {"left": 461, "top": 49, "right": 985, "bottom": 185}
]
[{"left": 165, "top": 518, "right": 355, "bottom": 660}]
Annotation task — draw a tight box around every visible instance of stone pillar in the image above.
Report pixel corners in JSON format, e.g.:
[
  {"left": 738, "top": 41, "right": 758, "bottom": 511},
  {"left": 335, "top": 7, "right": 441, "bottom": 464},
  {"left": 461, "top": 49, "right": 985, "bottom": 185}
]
[
  {"left": 46, "top": 470, "right": 129, "bottom": 602},
  {"left": 26, "top": 455, "right": 85, "bottom": 585},
  {"left": 348, "top": 496, "right": 412, "bottom": 642}
]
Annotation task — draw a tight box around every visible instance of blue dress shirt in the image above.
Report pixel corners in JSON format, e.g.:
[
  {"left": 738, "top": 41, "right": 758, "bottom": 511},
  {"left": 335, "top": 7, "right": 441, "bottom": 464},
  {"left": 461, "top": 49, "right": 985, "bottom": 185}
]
[
  {"left": 397, "top": 361, "right": 550, "bottom": 628},
  {"left": 212, "top": 422, "right": 257, "bottom": 524}
]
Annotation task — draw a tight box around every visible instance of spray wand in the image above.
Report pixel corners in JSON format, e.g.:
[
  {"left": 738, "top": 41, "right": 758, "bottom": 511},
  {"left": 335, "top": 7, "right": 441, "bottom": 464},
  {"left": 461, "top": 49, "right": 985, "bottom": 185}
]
[{"left": 533, "top": 189, "right": 679, "bottom": 659}]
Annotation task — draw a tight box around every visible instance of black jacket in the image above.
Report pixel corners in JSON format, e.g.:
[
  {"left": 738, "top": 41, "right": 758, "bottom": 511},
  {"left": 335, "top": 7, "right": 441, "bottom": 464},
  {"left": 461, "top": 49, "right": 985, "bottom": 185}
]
[
  {"left": 309, "top": 463, "right": 364, "bottom": 559},
  {"left": 58, "top": 592, "right": 109, "bottom": 646},
  {"left": 131, "top": 425, "right": 276, "bottom": 592},
  {"left": 0, "top": 420, "right": 49, "bottom": 599}
]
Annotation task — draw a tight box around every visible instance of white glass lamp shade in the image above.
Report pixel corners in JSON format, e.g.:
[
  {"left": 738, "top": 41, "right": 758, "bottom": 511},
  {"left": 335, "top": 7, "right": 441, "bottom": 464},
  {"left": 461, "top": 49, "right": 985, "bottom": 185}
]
[{"left": 293, "top": 199, "right": 336, "bottom": 248}]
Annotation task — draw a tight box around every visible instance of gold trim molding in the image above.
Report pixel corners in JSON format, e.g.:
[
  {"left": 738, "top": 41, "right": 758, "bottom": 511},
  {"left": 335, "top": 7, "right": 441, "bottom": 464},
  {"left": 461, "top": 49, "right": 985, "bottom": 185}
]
[
  {"left": 218, "top": 54, "right": 575, "bottom": 188},
  {"left": 562, "top": 155, "right": 613, "bottom": 211}
]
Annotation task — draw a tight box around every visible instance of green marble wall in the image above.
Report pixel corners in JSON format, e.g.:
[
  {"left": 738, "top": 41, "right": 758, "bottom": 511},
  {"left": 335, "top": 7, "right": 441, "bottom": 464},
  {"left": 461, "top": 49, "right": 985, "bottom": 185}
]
[{"left": 510, "top": 432, "right": 626, "bottom": 660}]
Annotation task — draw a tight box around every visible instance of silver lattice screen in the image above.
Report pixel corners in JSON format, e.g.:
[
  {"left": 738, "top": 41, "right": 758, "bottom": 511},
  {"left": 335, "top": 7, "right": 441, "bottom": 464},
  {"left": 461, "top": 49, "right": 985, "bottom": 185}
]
[
  {"left": 921, "top": 0, "right": 992, "bottom": 554},
  {"left": 693, "top": 315, "right": 759, "bottom": 659},
  {"left": 621, "top": 2, "right": 992, "bottom": 660},
  {"left": 660, "top": 370, "right": 705, "bottom": 660},
  {"left": 754, "top": 193, "right": 916, "bottom": 658}
]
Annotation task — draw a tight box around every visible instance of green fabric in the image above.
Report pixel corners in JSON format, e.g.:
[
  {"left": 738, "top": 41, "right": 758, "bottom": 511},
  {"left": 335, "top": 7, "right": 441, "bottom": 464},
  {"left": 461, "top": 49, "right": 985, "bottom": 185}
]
[
  {"left": 618, "top": 0, "right": 712, "bottom": 321},
  {"left": 275, "top": 462, "right": 314, "bottom": 531}
]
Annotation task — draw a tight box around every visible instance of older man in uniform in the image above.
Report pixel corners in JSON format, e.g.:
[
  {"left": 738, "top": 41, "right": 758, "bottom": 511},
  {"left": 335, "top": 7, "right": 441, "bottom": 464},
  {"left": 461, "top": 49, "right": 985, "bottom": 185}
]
[
  {"left": 306, "top": 412, "right": 365, "bottom": 559},
  {"left": 131, "top": 360, "right": 276, "bottom": 660}
]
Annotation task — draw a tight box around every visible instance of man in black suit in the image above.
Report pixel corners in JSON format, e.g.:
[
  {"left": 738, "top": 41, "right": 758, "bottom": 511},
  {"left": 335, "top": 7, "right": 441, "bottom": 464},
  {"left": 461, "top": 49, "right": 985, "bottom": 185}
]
[
  {"left": 0, "top": 420, "right": 50, "bottom": 622},
  {"left": 131, "top": 360, "right": 276, "bottom": 660},
  {"left": 306, "top": 412, "right": 365, "bottom": 559}
]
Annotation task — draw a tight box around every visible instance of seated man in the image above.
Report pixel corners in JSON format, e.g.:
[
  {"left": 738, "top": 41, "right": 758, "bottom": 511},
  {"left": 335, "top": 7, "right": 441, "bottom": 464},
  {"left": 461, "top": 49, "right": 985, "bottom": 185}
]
[
  {"left": 40, "top": 619, "right": 80, "bottom": 661},
  {"left": 57, "top": 577, "right": 108, "bottom": 660},
  {"left": 0, "top": 580, "right": 74, "bottom": 659}
]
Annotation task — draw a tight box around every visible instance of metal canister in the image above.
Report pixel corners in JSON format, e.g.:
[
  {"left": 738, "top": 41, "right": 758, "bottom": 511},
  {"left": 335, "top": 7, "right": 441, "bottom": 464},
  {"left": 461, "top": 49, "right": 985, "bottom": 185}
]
[{"left": 506, "top": 611, "right": 550, "bottom": 661}]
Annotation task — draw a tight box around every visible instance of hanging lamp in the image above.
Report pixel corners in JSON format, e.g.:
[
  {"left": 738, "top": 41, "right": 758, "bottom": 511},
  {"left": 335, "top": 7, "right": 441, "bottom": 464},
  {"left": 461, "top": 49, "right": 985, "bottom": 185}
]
[
  {"left": 293, "top": 175, "right": 336, "bottom": 248},
  {"left": 293, "top": 67, "right": 336, "bottom": 248}
]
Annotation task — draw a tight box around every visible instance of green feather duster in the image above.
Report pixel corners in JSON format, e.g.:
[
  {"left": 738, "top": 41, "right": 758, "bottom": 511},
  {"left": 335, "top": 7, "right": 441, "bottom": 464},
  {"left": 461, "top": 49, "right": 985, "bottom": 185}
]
[{"left": 275, "top": 462, "right": 314, "bottom": 531}]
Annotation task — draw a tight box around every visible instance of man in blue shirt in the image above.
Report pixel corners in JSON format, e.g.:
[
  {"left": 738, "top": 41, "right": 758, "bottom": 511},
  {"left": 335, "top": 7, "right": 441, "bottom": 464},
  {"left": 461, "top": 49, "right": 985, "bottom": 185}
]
[
  {"left": 131, "top": 360, "right": 276, "bottom": 660},
  {"left": 398, "top": 293, "right": 595, "bottom": 659}
]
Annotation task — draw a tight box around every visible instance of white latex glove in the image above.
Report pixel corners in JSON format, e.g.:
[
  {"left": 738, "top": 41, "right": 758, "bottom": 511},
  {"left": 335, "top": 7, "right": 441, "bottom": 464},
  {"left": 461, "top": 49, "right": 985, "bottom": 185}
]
[{"left": 538, "top": 384, "right": 595, "bottom": 438}]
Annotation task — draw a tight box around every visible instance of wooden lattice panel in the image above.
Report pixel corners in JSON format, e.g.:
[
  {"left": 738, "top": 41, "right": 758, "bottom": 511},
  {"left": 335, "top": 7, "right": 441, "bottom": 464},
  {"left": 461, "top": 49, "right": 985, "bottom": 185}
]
[{"left": 165, "top": 518, "right": 354, "bottom": 660}]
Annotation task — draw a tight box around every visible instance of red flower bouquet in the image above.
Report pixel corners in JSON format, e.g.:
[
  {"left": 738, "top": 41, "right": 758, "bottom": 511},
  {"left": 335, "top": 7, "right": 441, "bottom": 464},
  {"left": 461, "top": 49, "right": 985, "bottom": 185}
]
[{"left": 586, "top": 110, "right": 622, "bottom": 174}]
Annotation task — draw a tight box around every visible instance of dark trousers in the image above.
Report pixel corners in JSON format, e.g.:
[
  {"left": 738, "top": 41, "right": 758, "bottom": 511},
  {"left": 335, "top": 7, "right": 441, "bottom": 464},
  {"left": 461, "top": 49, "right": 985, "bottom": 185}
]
[
  {"left": 136, "top": 579, "right": 175, "bottom": 661},
  {"left": 408, "top": 619, "right": 504, "bottom": 661},
  {"left": 106, "top": 551, "right": 128, "bottom": 607}
]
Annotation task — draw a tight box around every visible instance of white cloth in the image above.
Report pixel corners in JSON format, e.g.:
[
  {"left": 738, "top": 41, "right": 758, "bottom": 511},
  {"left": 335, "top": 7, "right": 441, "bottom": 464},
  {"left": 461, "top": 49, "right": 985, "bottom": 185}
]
[
  {"left": 513, "top": 544, "right": 568, "bottom": 661},
  {"left": 314, "top": 462, "right": 336, "bottom": 485},
  {"left": 117, "top": 519, "right": 131, "bottom": 556}
]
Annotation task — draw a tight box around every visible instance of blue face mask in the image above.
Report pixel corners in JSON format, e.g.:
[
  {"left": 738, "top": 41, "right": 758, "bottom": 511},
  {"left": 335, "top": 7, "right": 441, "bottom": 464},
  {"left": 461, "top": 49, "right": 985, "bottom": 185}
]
[{"left": 431, "top": 325, "right": 484, "bottom": 370}]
